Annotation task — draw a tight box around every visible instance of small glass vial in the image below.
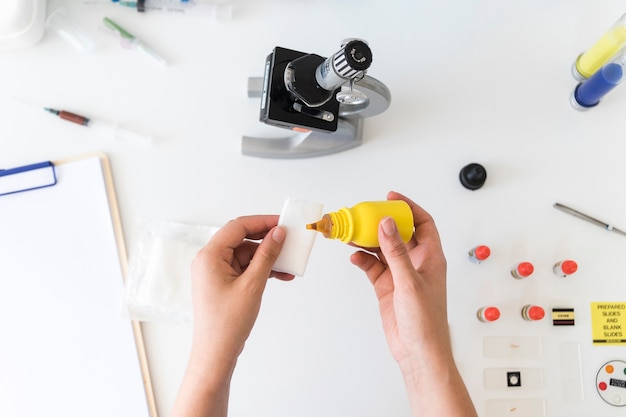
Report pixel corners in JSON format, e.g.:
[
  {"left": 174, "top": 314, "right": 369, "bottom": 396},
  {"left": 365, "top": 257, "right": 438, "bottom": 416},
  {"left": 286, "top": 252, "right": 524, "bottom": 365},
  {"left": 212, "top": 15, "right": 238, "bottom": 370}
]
[
  {"left": 477, "top": 306, "right": 500, "bottom": 323},
  {"left": 574, "top": 13, "right": 626, "bottom": 80},
  {"left": 468, "top": 245, "right": 491, "bottom": 263},
  {"left": 521, "top": 305, "right": 545, "bottom": 321},
  {"left": 511, "top": 262, "right": 534, "bottom": 279},
  {"left": 553, "top": 259, "right": 578, "bottom": 277},
  {"left": 306, "top": 200, "right": 414, "bottom": 248}
]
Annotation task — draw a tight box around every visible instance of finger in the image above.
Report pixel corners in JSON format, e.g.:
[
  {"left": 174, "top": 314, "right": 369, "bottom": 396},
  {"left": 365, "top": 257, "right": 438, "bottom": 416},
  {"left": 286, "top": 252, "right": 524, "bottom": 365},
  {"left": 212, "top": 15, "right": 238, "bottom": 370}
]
[
  {"left": 350, "top": 251, "right": 386, "bottom": 285},
  {"left": 209, "top": 215, "right": 280, "bottom": 251},
  {"left": 378, "top": 216, "right": 416, "bottom": 281},
  {"left": 232, "top": 240, "right": 260, "bottom": 272},
  {"left": 350, "top": 251, "right": 394, "bottom": 301},
  {"left": 387, "top": 191, "right": 442, "bottom": 248},
  {"left": 270, "top": 271, "right": 296, "bottom": 281},
  {"left": 244, "top": 226, "right": 287, "bottom": 281}
]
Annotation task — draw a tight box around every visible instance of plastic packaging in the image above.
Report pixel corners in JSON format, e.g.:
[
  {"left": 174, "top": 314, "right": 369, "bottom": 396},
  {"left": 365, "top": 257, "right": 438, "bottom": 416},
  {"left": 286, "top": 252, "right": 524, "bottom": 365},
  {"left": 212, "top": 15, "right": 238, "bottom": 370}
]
[
  {"left": 307, "top": 200, "right": 414, "bottom": 247},
  {"left": 124, "top": 221, "right": 219, "bottom": 323}
]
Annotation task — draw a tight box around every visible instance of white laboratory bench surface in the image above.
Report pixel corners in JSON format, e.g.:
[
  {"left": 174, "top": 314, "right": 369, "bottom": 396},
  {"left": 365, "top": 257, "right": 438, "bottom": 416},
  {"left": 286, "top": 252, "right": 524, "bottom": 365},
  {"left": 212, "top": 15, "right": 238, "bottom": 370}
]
[{"left": 2, "top": 1, "right": 626, "bottom": 416}]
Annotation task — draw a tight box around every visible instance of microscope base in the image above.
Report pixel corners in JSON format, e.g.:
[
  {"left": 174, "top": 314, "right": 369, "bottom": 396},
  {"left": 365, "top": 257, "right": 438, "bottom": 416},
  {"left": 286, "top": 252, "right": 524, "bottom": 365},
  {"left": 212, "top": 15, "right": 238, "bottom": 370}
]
[{"left": 242, "top": 118, "right": 363, "bottom": 159}]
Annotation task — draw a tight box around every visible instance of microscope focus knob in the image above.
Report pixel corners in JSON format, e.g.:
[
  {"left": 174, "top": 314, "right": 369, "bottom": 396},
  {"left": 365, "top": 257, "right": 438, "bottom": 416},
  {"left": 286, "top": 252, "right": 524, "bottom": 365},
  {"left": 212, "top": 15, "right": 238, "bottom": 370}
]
[{"left": 315, "top": 39, "right": 373, "bottom": 91}]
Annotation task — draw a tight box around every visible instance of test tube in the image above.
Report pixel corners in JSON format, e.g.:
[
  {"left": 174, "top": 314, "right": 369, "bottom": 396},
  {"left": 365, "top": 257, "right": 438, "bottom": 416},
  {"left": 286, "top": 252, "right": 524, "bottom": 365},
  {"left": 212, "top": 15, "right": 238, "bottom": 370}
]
[
  {"left": 511, "top": 262, "right": 534, "bottom": 279},
  {"left": 571, "top": 48, "right": 625, "bottom": 110},
  {"left": 573, "top": 13, "right": 626, "bottom": 80},
  {"left": 468, "top": 245, "right": 491, "bottom": 264},
  {"left": 553, "top": 259, "right": 578, "bottom": 277}
]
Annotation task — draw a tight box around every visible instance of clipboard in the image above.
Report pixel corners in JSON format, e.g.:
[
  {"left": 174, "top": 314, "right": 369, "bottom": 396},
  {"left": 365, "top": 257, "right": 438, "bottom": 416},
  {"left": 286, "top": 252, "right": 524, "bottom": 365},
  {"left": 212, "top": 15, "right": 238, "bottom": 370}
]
[{"left": 0, "top": 153, "right": 158, "bottom": 417}]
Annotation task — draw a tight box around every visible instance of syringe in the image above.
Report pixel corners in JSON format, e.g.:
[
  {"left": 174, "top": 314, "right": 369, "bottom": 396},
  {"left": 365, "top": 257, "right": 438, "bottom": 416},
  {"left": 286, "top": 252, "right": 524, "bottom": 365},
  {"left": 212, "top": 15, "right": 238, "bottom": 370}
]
[
  {"left": 111, "top": 0, "right": 232, "bottom": 20},
  {"left": 44, "top": 108, "right": 154, "bottom": 145}
]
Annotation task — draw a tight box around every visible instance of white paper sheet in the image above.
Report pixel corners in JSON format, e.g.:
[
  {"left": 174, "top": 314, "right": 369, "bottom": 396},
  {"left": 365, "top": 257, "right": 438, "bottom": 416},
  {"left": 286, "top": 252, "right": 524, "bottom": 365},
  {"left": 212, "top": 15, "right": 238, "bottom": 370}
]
[{"left": 0, "top": 156, "right": 150, "bottom": 417}]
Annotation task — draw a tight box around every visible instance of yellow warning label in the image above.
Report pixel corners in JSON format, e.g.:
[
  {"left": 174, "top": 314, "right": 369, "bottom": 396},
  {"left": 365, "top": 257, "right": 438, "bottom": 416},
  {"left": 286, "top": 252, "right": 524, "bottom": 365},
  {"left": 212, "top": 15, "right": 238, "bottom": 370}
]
[{"left": 591, "top": 302, "right": 626, "bottom": 345}]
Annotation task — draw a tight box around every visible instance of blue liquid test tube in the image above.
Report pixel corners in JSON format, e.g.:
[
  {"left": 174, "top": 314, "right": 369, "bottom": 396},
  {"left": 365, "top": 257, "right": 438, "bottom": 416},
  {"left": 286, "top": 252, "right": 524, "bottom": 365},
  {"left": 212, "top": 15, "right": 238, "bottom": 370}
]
[{"left": 571, "top": 49, "right": 625, "bottom": 110}]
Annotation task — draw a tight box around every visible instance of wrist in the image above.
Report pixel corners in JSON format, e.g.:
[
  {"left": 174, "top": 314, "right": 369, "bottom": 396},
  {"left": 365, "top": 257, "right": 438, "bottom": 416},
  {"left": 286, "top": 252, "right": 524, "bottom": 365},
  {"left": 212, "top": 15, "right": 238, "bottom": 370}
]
[
  {"left": 397, "top": 338, "right": 455, "bottom": 379},
  {"left": 398, "top": 348, "right": 461, "bottom": 401}
]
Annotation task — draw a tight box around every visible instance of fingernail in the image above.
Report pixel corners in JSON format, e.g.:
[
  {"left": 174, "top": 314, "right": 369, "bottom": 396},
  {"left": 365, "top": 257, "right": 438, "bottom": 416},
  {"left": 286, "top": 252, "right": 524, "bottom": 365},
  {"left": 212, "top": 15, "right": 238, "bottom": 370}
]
[
  {"left": 381, "top": 217, "right": 396, "bottom": 236},
  {"left": 272, "top": 226, "right": 286, "bottom": 243}
]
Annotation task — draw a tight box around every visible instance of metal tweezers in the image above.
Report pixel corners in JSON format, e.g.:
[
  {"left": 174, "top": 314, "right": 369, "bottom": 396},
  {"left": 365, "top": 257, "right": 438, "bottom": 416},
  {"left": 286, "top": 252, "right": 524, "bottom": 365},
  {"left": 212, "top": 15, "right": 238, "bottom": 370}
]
[{"left": 553, "top": 202, "right": 626, "bottom": 237}]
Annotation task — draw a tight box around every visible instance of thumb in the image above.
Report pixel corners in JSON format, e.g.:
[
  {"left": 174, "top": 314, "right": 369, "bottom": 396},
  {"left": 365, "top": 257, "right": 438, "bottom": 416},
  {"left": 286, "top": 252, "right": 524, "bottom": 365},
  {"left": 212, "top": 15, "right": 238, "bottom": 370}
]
[
  {"left": 379, "top": 217, "right": 415, "bottom": 277},
  {"left": 246, "top": 226, "right": 287, "bottom": 279}
]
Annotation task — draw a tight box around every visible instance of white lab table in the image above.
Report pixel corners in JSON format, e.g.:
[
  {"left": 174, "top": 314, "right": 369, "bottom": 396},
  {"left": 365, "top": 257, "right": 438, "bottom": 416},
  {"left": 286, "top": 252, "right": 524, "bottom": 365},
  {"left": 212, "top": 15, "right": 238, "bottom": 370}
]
[{"left": 1, "top": 1, "right": 626, "bottom": 416}]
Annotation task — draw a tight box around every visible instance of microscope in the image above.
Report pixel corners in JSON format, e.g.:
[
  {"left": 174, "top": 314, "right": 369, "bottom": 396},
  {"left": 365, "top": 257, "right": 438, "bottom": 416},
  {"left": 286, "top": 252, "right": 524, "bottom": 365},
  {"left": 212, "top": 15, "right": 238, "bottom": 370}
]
[{"left": 243, "top": 39, "right": 391, "bottom": 158}]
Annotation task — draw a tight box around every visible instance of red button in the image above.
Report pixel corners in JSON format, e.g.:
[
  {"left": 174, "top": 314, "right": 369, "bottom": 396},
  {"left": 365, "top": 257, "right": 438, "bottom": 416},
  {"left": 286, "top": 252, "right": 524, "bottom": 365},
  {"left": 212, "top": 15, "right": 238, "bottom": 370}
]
[{"left": 599, "top": 382, "right": 608, "bottom": 391}]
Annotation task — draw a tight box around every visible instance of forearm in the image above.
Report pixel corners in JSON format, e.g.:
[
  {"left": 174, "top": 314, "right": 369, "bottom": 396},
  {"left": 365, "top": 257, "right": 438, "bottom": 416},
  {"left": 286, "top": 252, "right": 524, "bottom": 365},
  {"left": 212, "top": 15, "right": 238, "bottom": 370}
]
[
  {"left": 399, "top": 345, "right": 477, "bottom": 417},
  {"left": 171, "top": 347, "right": 237, "bottom": 417}
]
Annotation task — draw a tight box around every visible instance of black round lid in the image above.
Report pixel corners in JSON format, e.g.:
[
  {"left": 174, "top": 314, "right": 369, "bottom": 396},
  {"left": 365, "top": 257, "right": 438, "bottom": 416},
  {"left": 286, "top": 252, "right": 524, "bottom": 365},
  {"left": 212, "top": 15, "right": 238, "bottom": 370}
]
[{"left": 459, "top": 163, "right": 487, "bottom": 190}]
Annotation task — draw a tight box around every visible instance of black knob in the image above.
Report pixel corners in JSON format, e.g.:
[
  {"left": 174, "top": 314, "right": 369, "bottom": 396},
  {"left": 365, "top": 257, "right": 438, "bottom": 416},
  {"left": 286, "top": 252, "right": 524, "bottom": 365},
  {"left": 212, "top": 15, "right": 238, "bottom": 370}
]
[{"left": 459, "top": 163, "right": 487, "bottom": 190}]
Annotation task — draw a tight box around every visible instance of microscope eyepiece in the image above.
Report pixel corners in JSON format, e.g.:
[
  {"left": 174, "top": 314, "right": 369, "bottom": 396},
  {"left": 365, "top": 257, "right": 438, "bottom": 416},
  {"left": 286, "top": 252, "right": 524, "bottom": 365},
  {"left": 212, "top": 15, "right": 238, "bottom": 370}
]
[
  {"left": 338, "top": 39, "right": 373, "bottom": 72},
  {"left": 315, "top": 39, "right": 372, "bottom": 91}
]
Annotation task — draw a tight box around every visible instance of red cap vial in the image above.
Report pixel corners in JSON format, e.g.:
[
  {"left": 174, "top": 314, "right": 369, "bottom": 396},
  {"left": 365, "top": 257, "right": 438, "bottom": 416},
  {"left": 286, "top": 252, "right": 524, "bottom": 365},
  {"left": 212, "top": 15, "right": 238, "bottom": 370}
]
[
  {"left": 469, "top": 245, "right": 491, "bottom": 263},
  {"left": 521, "top": 305, "right": 545, "bottom": 321},
  {"left": 511, "top": 262, "right": 534, "bottom": 279},
  {"left": 554, "top": 260, "right": 578, "bottom": 277},
  {"left": 477, "top": 306, "right": 500, "bottom": 322}
]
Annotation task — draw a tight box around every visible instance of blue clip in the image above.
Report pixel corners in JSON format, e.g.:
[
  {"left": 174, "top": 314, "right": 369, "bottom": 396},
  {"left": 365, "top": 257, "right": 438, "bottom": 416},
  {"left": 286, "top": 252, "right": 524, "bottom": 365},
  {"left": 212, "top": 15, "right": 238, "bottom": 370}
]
[{"left": 0, "top": 161, "right": 57, "bottom": 197}]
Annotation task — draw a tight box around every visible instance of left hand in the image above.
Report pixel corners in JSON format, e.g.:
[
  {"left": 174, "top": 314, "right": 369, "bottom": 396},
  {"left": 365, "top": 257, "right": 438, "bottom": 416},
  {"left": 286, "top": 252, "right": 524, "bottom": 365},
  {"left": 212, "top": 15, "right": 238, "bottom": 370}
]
[{"left": 189, "top": 215, "right": 293, "bottom": 379}]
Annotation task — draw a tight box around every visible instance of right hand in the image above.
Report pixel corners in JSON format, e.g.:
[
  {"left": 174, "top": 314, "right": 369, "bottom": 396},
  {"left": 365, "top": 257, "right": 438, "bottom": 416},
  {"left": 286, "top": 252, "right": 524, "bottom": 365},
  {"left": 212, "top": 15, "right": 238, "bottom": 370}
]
[{"left": 350, "top": 191, "right": 451, "bottom": 367}]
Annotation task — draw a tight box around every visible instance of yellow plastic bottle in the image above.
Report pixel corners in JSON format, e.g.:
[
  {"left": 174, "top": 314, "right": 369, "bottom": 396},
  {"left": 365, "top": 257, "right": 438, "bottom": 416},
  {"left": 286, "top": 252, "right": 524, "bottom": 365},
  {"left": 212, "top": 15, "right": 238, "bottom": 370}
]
[{"left": 306, "top": 200, "right": 414, "bottom": 247}]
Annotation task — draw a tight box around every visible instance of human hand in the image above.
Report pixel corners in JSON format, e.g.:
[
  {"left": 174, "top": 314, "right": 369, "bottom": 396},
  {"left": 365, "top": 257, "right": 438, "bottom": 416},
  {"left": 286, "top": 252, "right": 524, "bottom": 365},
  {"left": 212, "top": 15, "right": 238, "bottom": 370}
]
[
  {"left": 172, "top": 215, "right": 293, "bottom": 417},
  {"left": 350, "top": 191, "right": 450, "bottom": 368},
  {"left": 190, "top": 215, "right": 293, "bottom": 376}
]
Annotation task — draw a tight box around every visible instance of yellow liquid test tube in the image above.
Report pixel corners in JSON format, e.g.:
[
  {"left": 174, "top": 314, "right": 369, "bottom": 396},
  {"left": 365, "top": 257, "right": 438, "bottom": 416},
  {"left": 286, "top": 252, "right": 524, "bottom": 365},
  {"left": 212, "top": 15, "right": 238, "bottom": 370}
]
[{"left": 574, "top": 13, "right": 626, "bottom": 80}]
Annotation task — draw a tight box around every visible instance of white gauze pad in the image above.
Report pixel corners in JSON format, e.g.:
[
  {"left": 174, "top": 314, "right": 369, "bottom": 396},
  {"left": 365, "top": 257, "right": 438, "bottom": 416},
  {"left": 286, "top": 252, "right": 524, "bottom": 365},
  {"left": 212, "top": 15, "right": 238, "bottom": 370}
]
[{"left": 273, "top": 197, "right": 323, "bottom": 276}]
